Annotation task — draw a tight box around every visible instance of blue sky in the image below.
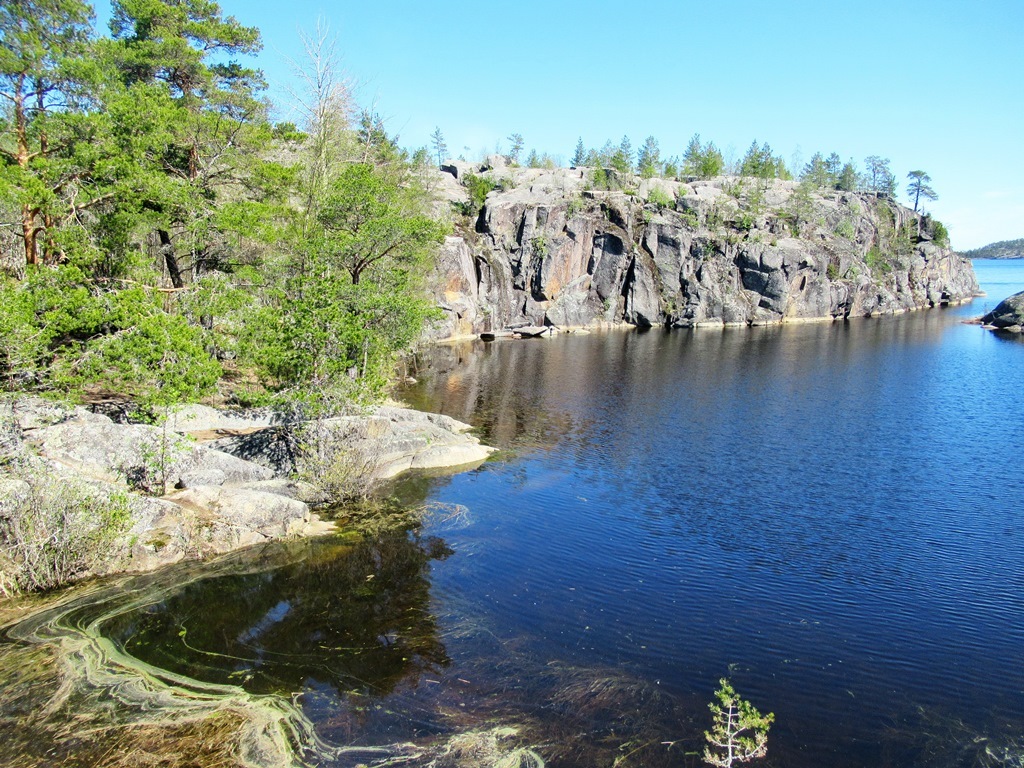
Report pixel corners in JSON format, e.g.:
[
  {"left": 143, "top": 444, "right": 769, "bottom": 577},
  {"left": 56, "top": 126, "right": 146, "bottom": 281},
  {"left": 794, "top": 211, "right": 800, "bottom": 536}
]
[{"left": 96, "top": 1, "right": 1023, "bottom": 249}]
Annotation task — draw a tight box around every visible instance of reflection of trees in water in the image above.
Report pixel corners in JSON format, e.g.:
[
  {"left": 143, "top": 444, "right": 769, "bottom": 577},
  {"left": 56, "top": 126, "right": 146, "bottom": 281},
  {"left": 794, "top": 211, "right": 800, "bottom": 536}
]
[{"left": 104, "top": 531, "right": 452, "bottom": 700}]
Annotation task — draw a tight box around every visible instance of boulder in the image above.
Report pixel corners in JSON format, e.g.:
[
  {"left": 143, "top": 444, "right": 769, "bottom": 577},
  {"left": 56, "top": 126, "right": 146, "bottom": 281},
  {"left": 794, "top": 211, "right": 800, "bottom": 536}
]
[
  {"left": 127, "top": 492, "right": 333, "bottom": 572},
  {"left": 29, "top": 419, "right": 274, "bottom": 490},
  {"left": 0, "top": 477, "right": 31, "bottom": 518},
  {"left": 175, "top": 469, "right": 228, "bottom": 488},
  {"left": 165, "top": 404, "right": 285, "bottom": 434},
  {"left": 165, "top": 485, "right": 313, "bottom": 540},
  {"left": 981, "top": 291, "right": 1024, "bottom": 329},
  {"left": 206, "top": 406, "right": 494, "bottom": 483}
]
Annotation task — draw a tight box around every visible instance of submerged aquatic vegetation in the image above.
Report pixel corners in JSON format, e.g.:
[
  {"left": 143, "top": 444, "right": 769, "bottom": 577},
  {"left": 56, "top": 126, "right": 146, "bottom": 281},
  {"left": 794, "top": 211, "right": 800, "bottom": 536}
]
[{"left": 885, "top": 707, "right": 1024, "bottom": 768}]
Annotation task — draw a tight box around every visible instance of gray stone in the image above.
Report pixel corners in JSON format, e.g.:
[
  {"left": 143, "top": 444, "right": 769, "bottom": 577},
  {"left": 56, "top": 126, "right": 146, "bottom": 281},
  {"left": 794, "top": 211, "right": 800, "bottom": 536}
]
[
  {"left": 206, "top": 406, "right": 494, "bottom": 484},
  {"left": 29, "top": 419, "right": 274, "bottom": 489},
  {"left": 175, "top": 469, "right": 227, "bottom": 488},
  {"left": 981, "top": 291, "right": 1024, "bottom": 328},
  {"left": 165, "top": 404, "right": 285, "bottom": 434},
  {"left": 165, "top": 486, "right": 312, "bottom": 539},
  {"left": 0, "top": 477, "right": 31, "bottom": 517}
]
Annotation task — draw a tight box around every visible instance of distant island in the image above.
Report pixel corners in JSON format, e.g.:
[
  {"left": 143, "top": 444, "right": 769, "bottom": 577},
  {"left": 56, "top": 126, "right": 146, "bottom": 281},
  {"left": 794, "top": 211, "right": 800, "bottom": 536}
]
[{"left": 963, "top": 238, "right": 1024, "bottom": 259}]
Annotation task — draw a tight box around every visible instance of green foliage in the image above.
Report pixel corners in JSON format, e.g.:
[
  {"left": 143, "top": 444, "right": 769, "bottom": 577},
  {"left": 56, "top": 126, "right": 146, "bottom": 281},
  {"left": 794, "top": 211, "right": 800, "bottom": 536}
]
[
  {"left": 647, "top": 187, "right": 675, "bottom": 211},
  {"left": 684, "top": 134, "right": 724, "bottom": 179},
  {"left": 800, "top": 152, "right": 831, "bottom": 188},
  {"left": 272, "top": 121, "right": 306, "bottom": 142},
  {"left": 636, "top": 135, "right": 661, "bottom": 178},
  {"left": 571, "top": 137, "right": 586, "bottom": 167},
  {"left": 920, "top": 215, "right": 950, "bottom": 247},
  {"left": 506, "top": 132, "right": 524, "bottom": 164},
  {"left": 786, "top": 181, "right": 815, "bottom": 235},
  {"left": 740, "top": 141, "right": 787, "bottom": 186},
  {"left": 430, "top": 126, "right": 447, "bottom": 165},
  {"left": 589, "top": 167, "right": 618, "bottom": 191},
  {"left": 866, "top": 246, "right": 893, "bottom": 273},
  {"left": 836, "top": 162, "right": 858, "bottom": 192},
  {"left": 610, "top": 135, "right": 632, "bottom": 174},
  {"left": 242, "top": 271, "right": 439, "bottom": 407},
  {"left": 317, "top": 163, "right": 448, "bottom": 285},
  {"left": 864, "top": 155, "right": 896, "bottom": 194},
  {"left": 0, "top": 2, "right": 465, "bottom": 422},
  {"left": 835, "top": 218, "right": 855, "bottom": 240},
  {"left": 0, "top": 266, "right": 219, "bottom": 405},
  {"left": 906, "top": 170, "right": 938, "bottom": 212},
  {"left": 531, "top": 235, "right": 549, "bottom": 257},
  {"left": 461, "top": 172, "right": 499, "bottom": 217},
  {"left": 703, "top": 678, "right": 774, "bottom": 768},
  {"left": 566, "top": 195, "right": 586, "bottom": 216}
]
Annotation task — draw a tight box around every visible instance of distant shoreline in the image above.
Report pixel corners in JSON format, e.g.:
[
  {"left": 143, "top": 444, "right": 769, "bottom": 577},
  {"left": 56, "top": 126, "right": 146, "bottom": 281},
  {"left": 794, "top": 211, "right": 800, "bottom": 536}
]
[{"left": 968, "top": 256, "right": 1023, "bottom": 260}]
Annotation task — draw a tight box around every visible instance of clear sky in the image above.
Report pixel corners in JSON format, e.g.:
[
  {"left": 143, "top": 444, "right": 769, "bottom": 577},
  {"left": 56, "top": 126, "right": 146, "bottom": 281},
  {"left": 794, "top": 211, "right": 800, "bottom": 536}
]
[{"left": 96, "top": 0, "right": 1023, "bottom": 249}]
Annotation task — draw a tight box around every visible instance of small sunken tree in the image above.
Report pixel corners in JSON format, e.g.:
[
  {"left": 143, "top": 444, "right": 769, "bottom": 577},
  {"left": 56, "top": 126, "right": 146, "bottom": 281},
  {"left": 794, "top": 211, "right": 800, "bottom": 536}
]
[{"left": 703, "top": 678, "right": 774, "bottom": 768}]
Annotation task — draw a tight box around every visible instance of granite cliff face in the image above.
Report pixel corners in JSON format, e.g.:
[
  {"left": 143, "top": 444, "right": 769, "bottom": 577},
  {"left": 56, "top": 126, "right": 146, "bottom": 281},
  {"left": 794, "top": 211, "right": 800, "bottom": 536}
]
[{"left": 428, "top": 161, "right": 979, "bottom": 338}]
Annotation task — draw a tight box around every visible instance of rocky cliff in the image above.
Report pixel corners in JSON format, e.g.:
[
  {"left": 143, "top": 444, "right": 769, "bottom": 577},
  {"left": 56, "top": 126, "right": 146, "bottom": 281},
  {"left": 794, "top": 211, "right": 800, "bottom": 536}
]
[{"left": 428, "top": 160, "right": 979, "bottom": 338}]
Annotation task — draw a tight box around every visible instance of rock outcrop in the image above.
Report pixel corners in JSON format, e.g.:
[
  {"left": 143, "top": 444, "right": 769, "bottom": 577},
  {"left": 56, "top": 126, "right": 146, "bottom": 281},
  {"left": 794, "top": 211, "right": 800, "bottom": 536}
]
[
  {"left": 980, "top": 290, "right": 1024, "bottom": 332},
  {"left": 427, "top": 166, "right": 979, "bottom": 338},
  {"left": 0, "top": 399, "right": 494, "bottom": 582}
]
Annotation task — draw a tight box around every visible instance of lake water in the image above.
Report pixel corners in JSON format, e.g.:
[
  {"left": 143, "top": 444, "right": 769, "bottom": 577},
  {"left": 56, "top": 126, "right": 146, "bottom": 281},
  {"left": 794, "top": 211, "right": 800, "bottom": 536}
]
[{"left": 4, "top": 260, "right": 1023, "bottom": 767}]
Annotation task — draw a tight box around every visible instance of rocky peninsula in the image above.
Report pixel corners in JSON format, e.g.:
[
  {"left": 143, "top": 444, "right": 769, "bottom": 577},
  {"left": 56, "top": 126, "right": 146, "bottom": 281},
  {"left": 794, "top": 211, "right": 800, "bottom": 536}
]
[
  {"left": 427, "top": 160, "right": 979, "bottom": 338},
  {"left": 0, "top": 398, "right": 493, "bottom": 593}
]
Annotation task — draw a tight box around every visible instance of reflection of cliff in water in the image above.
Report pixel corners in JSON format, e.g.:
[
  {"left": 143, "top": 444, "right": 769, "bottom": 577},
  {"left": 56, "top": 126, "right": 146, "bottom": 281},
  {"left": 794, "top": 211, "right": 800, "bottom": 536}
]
[
  {"left": 400, "top": 339, "right": 574, "bottom": 452},
  {"left": 402, "top": 312, "right": 971, "bottom": 457}
]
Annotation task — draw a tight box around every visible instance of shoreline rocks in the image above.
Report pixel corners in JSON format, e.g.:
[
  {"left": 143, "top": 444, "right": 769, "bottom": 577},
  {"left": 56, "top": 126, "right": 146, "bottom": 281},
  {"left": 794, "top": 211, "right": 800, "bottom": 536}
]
[
  {"left": 980, "top": 290, "right": 1024, "bottom": 333},
  {"left": 0, "top": 398, "right": 495, "bottom": 586}
]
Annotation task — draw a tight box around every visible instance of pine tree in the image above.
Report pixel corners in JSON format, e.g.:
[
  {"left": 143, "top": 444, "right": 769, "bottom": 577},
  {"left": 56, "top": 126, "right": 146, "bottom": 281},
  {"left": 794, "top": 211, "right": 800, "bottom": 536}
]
[
  {"left": 506, "top": 132, "right": 524, "bottom": 164},
  {"left": 610, "top": 135, "right": 632, "bottom": 174},
  {"left": 0, "top": 0, "right": 95, "bottom": 266},
  {"left": 703, "top": 679, "right": 774, "bottom": 768},
  {"left": 637, "top": 135, "right": 661, "bottom": 178},
  {"left": 571, "top": 137, "right": 586, "bottom": 167},
  {"left": 430, "top": 127, "right": 447, "bottom": 166},
  {"left": 906, "top": 170, "right": 938, "bottom": 212}
]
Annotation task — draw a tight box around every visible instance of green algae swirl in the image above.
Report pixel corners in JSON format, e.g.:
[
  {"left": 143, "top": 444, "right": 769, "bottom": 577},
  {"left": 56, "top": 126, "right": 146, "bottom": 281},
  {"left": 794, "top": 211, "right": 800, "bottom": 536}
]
[{"left": 0, "top": 538, "right": 443, "bottom": 767}]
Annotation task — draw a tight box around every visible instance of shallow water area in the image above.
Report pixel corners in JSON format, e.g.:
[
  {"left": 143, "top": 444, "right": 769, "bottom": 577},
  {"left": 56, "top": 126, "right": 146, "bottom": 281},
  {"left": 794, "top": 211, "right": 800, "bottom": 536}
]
[{"left": 2, "top": 260, "right": 1023, "bottom": 767}]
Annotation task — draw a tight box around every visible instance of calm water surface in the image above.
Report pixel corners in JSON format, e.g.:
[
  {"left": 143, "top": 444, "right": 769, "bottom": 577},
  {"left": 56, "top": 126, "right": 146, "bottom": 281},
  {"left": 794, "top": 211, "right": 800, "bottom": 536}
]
[{"left": 36, "top": 261, "right": 1024, "bottom": 766}]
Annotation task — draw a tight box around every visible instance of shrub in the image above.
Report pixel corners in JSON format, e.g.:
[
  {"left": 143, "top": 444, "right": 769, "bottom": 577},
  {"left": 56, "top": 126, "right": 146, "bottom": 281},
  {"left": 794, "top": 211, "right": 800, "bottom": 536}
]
[
  {"left": 647, "top": 187, "right": 675, "bottom": 211},
  {"left": 835, "top": 219, "right": 855, "bottom": 240},
  {"left": 295, "top": 420, "right": 384, "bottom": 502},
  {"left": 462, "top": 173, "right": 499, "bottom": 216},
  {"left": 566, "top": 195, "right": 586, "bottom": 216},
  {"left": 0, "top": 467, "right": 133, "bottom": 594}
]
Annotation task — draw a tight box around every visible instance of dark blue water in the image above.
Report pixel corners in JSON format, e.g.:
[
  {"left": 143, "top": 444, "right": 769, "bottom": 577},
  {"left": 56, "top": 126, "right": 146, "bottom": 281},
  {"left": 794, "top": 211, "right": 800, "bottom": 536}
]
[
  {"left": 85, "top": 261, "right": 1024, "bottom": 767},
  {"left": 394, "top": 259, "right": 1024, "bottom": 766}
]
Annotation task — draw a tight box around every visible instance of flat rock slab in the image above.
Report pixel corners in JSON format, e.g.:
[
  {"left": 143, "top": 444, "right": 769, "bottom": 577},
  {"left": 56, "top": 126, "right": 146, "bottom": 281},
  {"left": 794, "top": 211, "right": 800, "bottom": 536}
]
[
  {"left": 207, "top": 406, "right": 495, "bottom": 480},
  {"left": 29, "top": 419, "right": 274, "bottom": 488}
]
